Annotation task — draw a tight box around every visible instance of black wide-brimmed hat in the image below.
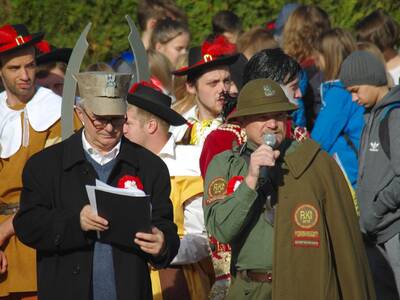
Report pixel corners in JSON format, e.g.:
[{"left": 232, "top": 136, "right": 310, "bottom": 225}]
[
  {"left": 36, "top": 40, "right": 72, "bottom": 65},
  {"left": 173, "top": 35, "right": 239, "bottom": 77},
  {"left": 0, "top": 24, "right": 44, "bottom": 55},
  {"left": 127, "top": 82, "right": 187, "bottom": 126}
]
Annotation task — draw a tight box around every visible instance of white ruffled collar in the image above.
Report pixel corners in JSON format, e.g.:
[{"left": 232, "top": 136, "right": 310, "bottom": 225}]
[{"left": 0, "top": 87, "right": 62, "bottom": 158}]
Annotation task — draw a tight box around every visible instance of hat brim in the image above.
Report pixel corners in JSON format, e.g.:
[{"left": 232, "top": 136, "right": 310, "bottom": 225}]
[
  {"left": 172, "top": 54, "right": 239, "bottom": 76},
  {"left": 128, "top": 94, "right": 187, "bottom": 126},
  {"left": 0, "top": 32, "right": 44, "bottom": 55},
  {"left": 36, "top": 48, "right": 72, "bottom": 65},
  {"left": 228, "top": 102, "right": 297, "bottom": 120},
  {"left": 85, "top": 97, "right": 127, "bottom": 116}
]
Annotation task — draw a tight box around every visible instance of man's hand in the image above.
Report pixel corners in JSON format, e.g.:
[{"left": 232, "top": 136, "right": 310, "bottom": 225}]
[
  {"left": 80, "top": 205, "right": 109, "bottom": 232},
  {"left": 135, "top": 227, "right": 165, "bottom": 256},
  {"left": 245, "top": 144, "right": 280, "bottom": 189},
  {"left": 0, "top": 216, "right": 15, "bottom": 247},
  {"left": 0, "top": 251, "right": 7, "bottom": 274}
]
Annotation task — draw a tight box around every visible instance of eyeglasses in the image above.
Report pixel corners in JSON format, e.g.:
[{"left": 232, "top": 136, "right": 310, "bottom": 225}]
[{"left": 81, "top": 108, "right": 127, "bottom": 129}]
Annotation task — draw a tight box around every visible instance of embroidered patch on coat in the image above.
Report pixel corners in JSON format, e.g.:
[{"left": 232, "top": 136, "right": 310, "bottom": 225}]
[
  {"left": 204, "top": 195, "right": 226, "bottom": 205},
  {"left": 293, "top": 204, "right": 319, "bottom": 229},
  {"left": 293, "top": 230, "right": 320, "bottom": 248},
  {"left": 293, "top": 204, "right": 320, "bottom": 248},
  {"left": 208, "top": 177, "right": 227, "bottom": 198}
]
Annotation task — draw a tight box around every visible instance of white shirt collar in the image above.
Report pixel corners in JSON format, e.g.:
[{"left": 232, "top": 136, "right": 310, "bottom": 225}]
[
  {"left": 159, "top": 135, "right": 176, "bottom": 159},
  {"left": 81, "top": 130, "right": 121, "bottom": 165}
]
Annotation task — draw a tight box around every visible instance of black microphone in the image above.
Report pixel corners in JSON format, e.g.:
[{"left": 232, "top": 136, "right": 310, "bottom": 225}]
[{"left": 259, "top": 133, "right": 277, "bottom": 183}]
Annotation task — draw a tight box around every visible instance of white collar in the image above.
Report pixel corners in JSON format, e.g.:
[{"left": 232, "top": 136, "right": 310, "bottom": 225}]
[
  {"left": 159, "top": 135, "right": 176, "bottom": 159},
  {"left": 0, "top": 87, "right": 61, "bottom": 158},
  {"left": 81, "top": 130, "right": 121, "bottom": 165}
]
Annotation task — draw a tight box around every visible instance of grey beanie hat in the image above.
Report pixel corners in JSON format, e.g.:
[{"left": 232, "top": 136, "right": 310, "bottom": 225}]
[{"left": 339, "top": 50, "right": 387, "bottom": 87}]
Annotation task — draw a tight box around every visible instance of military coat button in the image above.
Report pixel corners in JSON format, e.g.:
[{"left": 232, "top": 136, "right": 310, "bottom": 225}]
[{"left": 72, "top": 264, "right": 81, "bottom": 275}]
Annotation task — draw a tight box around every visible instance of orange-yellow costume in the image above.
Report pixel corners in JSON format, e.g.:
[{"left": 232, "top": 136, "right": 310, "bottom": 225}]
[
  {"left": 151, "top": 137, "right": 214, "bottom": 300},
  {"left": 0, "top": 87, "right": 80, "bottom": 297}
]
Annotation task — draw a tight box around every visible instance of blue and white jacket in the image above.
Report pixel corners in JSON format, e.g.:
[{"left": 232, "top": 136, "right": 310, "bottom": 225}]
[{"left": 311, "top": 80, "right": 364, "bottom": 188}]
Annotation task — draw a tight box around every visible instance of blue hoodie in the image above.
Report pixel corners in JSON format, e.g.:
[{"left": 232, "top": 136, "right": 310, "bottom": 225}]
[{"left": 311, "top": 80, "right": 364, "bottom": 187}]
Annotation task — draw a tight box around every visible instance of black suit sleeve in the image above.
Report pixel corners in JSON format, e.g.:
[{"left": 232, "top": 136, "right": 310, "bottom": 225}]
[
  {"left": 146, "top": 161, "right": 180, "bottom": 268},
  {"left": 13, "top": 156, "right": 93, "bottom": 252}
]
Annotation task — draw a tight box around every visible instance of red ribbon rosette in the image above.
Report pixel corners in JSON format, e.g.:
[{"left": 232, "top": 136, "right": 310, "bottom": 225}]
[
  {"left": 226, "top": 176, "right": 244, "bottom": 195},
  {"left": 117, "top": 175, "right": 144, "bottom": 190}
]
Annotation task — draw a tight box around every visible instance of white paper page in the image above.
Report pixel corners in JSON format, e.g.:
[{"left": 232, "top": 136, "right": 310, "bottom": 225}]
[
  {"left": 85, "top": 185, "right": 98, "bottom": 213},
  {"left": 85, "top": 185, "right": 100, "bottom": 239}
]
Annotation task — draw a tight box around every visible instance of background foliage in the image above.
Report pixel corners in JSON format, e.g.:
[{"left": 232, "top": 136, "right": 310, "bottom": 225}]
[{"left": 0, "top": 0, "right": 399, "bottom": 65}]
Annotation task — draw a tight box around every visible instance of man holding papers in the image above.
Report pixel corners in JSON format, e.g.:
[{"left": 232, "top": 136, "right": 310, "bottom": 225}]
[{"left": 13, "top": 72, "right": 179, "bottom": 300}]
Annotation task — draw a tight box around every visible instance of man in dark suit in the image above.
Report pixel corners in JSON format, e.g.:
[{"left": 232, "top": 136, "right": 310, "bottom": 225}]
[{"left": 13, "top": 72, "right": 180, "bottom": 300}]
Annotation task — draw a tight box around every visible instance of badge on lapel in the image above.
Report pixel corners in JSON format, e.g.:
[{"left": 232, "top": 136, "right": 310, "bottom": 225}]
[{"left": 118, "top": 175, "right": 144, "bottom": 190}]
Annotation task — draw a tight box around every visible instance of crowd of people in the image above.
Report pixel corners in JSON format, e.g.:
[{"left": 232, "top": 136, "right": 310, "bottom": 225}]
[{"left": 1, "top": 1, "right": 400, "bottom": 299}]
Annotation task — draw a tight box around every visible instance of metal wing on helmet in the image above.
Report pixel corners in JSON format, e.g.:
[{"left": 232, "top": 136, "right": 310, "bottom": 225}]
[{"left": 61, "top": 23, "right": 91, "bottom": 140}]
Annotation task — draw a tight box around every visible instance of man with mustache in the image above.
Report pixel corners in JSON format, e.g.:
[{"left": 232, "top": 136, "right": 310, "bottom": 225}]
[
  {"left": 203, "top": 78, "right": 375, "bottom": 299},
  {"left": 171, "top": 36, "right": 238, "bottom": 145}
]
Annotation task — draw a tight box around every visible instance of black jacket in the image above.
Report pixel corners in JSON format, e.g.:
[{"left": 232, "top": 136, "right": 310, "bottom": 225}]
[{"left": 14, "top": 130, "right": 179, "bottom": 300}]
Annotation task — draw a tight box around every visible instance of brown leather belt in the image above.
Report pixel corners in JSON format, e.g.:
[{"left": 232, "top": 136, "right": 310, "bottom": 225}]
[
  {"left": 238, "top": 270, "right": 273, "bottom": 283},
  {"left": 0, "top": 202, "right": 19, "bottom": 215}
]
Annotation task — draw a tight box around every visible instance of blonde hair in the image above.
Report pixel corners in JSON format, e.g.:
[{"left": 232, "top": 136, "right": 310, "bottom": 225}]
[
  {"left": 237, "top": 27, "right": 278, "bottom": 59},
  {"left": 282, "top": 5, "right": 331, "bottom": 62},
  {"left": 315, "top": 28, "right": 357, "bottom": 81},
  {"left": 148, "top": 50, "right": 173, "bottom": 92},
  {"left": 357, "top": 41, "right": 394, "bottom": 87},
  {"left": 172, "top": 54, "right": 196, "bottom": 114}
]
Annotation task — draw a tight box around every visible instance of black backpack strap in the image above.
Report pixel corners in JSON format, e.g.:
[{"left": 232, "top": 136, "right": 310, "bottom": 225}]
[
  {"left": 379, "top": 102, "right": 400, "bottom": 160},
  {"left": 342, "top": 133, "right": 358, "bottom": 159}
]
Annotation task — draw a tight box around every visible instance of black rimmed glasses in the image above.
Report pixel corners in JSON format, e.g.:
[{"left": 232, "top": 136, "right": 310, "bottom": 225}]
[{"left": 81, "top": 108, "right": 127, "bottom": 130}]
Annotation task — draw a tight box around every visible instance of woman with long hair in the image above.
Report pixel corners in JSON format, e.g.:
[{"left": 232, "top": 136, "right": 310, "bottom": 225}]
[
  {"left": 282, "top": 4, "right": 331, "bottom": 129},
  {"left": 150, "top": 18, "right": 190, "bottom": 68}
]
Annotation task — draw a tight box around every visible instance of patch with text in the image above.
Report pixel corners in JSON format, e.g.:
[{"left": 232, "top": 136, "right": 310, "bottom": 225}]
[{"left": 293, "top": 204, "right": 320, "bottom": 248}]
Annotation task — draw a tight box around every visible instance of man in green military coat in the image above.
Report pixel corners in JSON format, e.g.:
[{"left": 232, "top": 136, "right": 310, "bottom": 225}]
[{"left": 203, "top": 78, "right": 376, "bottom": 300}]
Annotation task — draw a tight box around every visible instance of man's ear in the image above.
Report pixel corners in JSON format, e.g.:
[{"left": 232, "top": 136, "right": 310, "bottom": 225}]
[
  {"left": 147, "top": 119, "right": 158, "bottom": 134},
  {"left": 186, "top": 81, "right": 196, "bottom": 95}
]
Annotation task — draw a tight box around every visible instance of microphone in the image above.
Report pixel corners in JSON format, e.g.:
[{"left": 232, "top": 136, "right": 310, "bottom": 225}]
[{"left": 259, "top": 133, "right": 277, "bottom": 183}]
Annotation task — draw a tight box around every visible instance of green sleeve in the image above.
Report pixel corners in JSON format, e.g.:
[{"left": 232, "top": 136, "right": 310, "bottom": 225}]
[{"left": 203, "top": 153, "right": 258, "bottom": 243}]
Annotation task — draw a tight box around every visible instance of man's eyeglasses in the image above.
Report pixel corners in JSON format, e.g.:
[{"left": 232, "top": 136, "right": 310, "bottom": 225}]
[{"left": 81, "top": 108, "right": 126, "bottom": 129}]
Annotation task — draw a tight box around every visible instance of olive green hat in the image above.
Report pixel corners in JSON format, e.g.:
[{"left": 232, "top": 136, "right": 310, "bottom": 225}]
[
  {"left": 228, "top": 78, "right": 297, "bottom": 120},
  {"left": 76, "top": 72, "right": 131, "bottom": 116}
]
